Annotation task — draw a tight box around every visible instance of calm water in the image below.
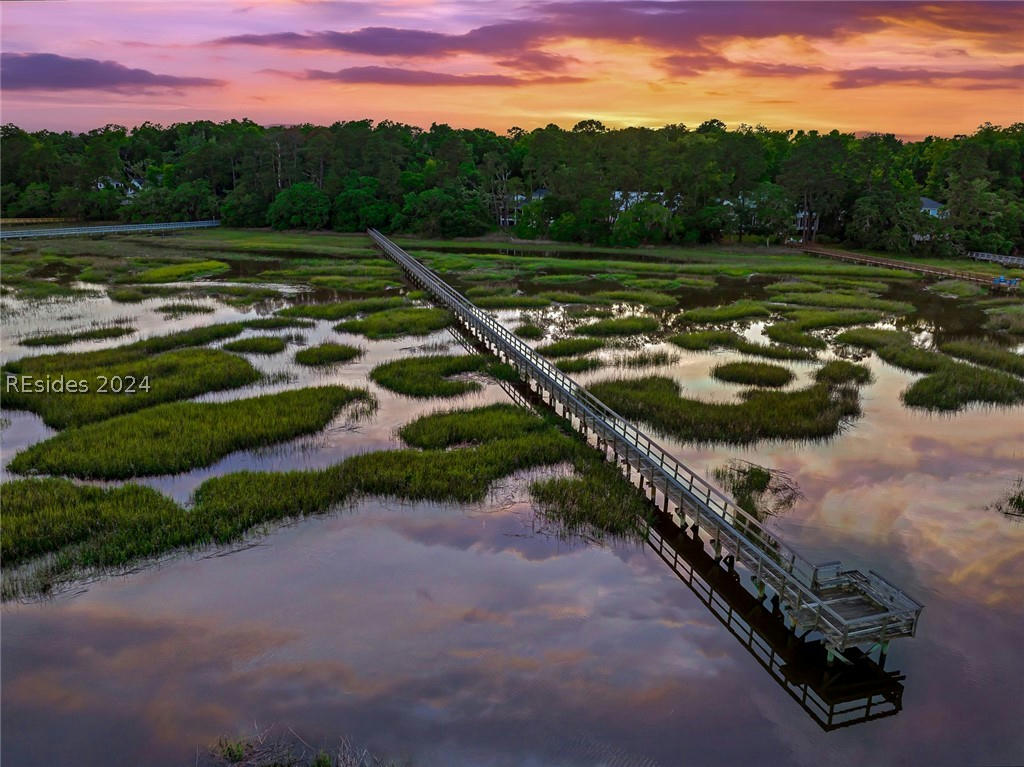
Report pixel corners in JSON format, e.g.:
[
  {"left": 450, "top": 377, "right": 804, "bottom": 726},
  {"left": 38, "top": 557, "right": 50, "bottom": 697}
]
[{"left": 2, "top": 274, "right": 1022, "bottom": 766}]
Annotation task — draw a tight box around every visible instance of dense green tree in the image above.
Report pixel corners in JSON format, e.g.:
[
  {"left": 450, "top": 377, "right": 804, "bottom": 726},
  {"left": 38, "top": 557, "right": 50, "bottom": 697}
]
[{"left": 267, "top": 182, "right": 330, "bottom": 230}]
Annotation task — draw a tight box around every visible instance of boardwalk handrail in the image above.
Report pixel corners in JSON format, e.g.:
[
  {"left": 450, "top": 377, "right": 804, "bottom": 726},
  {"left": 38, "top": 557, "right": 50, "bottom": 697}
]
[
  {"left": 368, "top": 229, "right": 923, "bottom": 651},
  {"left": 794, "top": 244, "right": 1016, "bottom": 285},
  {"left": 0, "top": 219, "right": 221, "bottom": 240}
]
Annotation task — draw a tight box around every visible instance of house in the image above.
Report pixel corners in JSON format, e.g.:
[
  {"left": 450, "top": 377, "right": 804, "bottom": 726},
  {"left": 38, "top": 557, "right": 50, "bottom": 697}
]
[{"left": 920, "top": 197, "right": 946, "bottom": 218}]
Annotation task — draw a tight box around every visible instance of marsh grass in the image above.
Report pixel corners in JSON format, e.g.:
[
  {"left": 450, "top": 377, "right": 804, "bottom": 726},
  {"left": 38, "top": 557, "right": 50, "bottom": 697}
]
[
  {"left": 939, "top": 339, "right": 1024, "bottom": 378},
  {"left": 222, "top": 336, "right": 287, "bottom": 355},
  {"left": 669, "top": 329, "right": 815, "bottom": 361},
  {"left": 514, "top": 323, "right": 544, "bottom": 339},
  {"left": 20, "top": 325, "right": 134, "bottom": 347},
  {"left": 243, "top": 317, "right": 315, "bottom": 330},
  {"left": 712, "top": 460, "right": 804, "bottom": 519},
  {"left": 814, "top": 360, "right": 873, "bottom": 385},
  {"left": 592, "top": 290, "right": 677, "bottom": 308},
  {"left": 770, "top": 291, "right": 914, "bottom": 314},
  {"left": 157, "top": 302, "right": 215, "bottom": 317},
  {"left": 929, "top": 280, "right": 986, "bottom": 299},
  {"left": 983, "top": 304, "right": 1024, "bottom": 334},
  {"left": 838, "top": 328, "right": 1024, "bottom": 410},
  {"left": 10, "top": 386, "right": 372, "bottom": 479},
  {"left": 295, "top": 343, "right": 363, "bottom": 366},
  {"left": 310, "top": 275, "right": 401, "bottom": 292},
  {"left": 473, "top": 294, "right": 551, "bottom": 309},
  {"left": 2, "top": 348, "right": 260, "bottom": 429},
  {"left": 536, "top": 338, "right": 604, "bottom": 358},
  {"left": 712, "top": 361, "right": 794, "bottom": 387},
  {"left": 132, "top": 259, "right": 229, "bottom": 283},
  {"left": 398, "top": 403, "right": 548, "bottom": 447},
  {"left": 556, "top": 357, "right": 604, "bottom": 373},
  {"left": 370, "top": 354, "right": 491, "bottom": 397},
  {"left": 612, "top": 350, "right": 679, "bottom": 368},
  {"left": 336, "top": 307, "right": 452, "bottom": 339},
  {"left": 589, "top": 375, "right": 860, "bottom": 444},
  {"left": 679, "top": 300, "right": 773, "bottom": 323},
  {"left": 764, "top": 309, "right": 882, "bottom": 349},
  {"left": 575, "top": 316, "right": 659, "bottom": 336},
  {"left": 108, "top": 286, "right": 180, "bottom": 303},
  {"left": 278, "top": 296, "right": 408, "bottom": 320}
]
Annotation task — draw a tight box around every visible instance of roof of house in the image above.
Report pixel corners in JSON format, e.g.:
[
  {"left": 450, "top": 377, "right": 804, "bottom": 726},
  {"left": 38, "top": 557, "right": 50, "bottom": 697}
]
[{"left": 920, "top": 196, "right": 943, "bottom": 209}]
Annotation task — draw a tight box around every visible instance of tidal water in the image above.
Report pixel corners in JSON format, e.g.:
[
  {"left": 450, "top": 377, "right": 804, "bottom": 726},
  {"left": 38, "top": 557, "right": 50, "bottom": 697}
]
[{"left": 1, "top": 277, "right": 1022, "bottom": 766}]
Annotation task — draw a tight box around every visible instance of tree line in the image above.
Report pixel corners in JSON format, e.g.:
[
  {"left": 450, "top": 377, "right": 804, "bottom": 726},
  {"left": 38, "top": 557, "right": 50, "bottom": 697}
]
[{"left": 2, "top": 118, "right": 1021, "bottom": 255}]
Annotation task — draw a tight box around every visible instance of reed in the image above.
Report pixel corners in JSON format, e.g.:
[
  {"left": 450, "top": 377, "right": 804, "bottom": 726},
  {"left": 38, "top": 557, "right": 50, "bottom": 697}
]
[
  {"left": 536, "top": 337, "right": 604, "bottom": 358},
  {"left": 712, "top": 361, "right": 794, "bottom": 387},
  {"left": 222, "top": 336, "right": 287, "bottom": 355},
  {"left": 556, "top": 357, "right": 604, "bottom": 373},
  {"left": 589, "top": 375, "right": 860, "bottom": 444},
  {"left": 9, "top": 386, "right": 372, "bottom": 479},
  {"left": 295, "top": 343, "right": 363, "bottom": 366},
  {"left": 132, "top": 259, "right": 229, "bottom": 283},
  {"left": 473, "top": 294, "right": 552, "bottom": 309},
  {"left": 20, "top": 325, "right": 134, "bottom": 347},
  {"left": 370, "top": 354, "right": 490, "bottom": 397},
  {"left": 242, "top": 317, "right": 315, "bottom": 330},
  {"left": 940, "top": 339, "right": 1024, "bottom": 378},
  {"left": 277, "top": 296, "right": 408, "bottom": 320},
  {"left": 514, "top": 323, "right": 544, "bottom": 339},
  {"left": 770, "top": 291, "right": 914, "bottom": 314},
  {"left": 669, "top": 329, "right": 815, "bottom": 360},
  {"left": 336, "top": 307, "right": 452, "bottom": 339},
  {"left": 814, "top": 360, "right": 873, "bottom": 385},
  {"left": 575, "top": 316, "right": 659, "bottom": 336},
  {"left": 679, "top": 300, "right": 773, "bottom": 323}
]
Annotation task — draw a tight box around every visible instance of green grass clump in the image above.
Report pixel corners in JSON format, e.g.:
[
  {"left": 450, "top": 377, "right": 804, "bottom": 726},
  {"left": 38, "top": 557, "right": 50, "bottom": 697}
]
[
  {"left": 531, "top": 458, "right": 652, "bottom": 540},
  {"left": 764, "top": 309, "right": 882, "bottom": 349},
  {"left": 108, "top": 286, "right": 179, "bottom": 302},
  {"left": 589, "top": 375, "right": 860, "bottom": 444},
  {"left": 536, "top": 337, "right": 604, "bottom": 358},
  {"left": 473, "top": 294, "right": 551, "bottom": 309},
  {"left": 540, "top": 291, "right": 603, "bottom": 305},
  {"left": 770, "top": 291, "right": 914, "bottom": 314},
  {"left": 514, "top": 323, "right": 544, "bottom": 339},
  {"left": 814, "top": 360, "right": 873, "bottom": 385},
  {"left": 680, "top": 300, "right": 773, "bottom": 323},
  {"left": 575, "top": 316, "right": 659, "bottom": 336},
  {"left": 309, "top": 275, "right": 401, "bottom": 292},
  {"left": 940, "top": 339, "right": 1024, "bottom": 377},
  {"left": 612, "top": 350, "right": 678, "bottom": 368},
  {"left": 133, "top": 259, "right": 229, "bottom": 283},
  {"left": 1, "top": 479, "right": 187, "bottom": 571},
  {"left": 157, "top": 302, "right": 215, "bottom": 317},
  {"left": 9, "top": 386, "right": 371, "bottom": 479},
  {"left": 295, "top": 343, "right": 362, "bottom": 366},
  {"left": 983, "top": 304, "right": 1024, "bottom": 334},
  {"left": 712, "top": 361, "right": 794, "bottom": 387},
  {"left": 278, "top": 296, "right": 408, "bottom": 320},
  {"left": 222, "top": 336, "right": 287, "bottom": 355},
  {"left": 556, "top": 357, "right": 604, "bottom": 373},
  {"left": 242, "top": 317, "right": 315, "bottom": 330},
  {"left": 2, "top": 348, "right": 260, "bottom": 429},
  {"left": 669, "top": 329, "right": 815, "bottom": 361},
  {"left": 370, "top": 354, "right": 489, "bottom": 397},
  {"left": 336, "top": 307, "right": 451, "bottom": 339},
  {"left": 623, "top": 276, "right": 713, "bottom": 290},
  {"left": 592, "top": 290, "right": 677, "bottom": 308},
  {"left": 398, "top": 403, "right": 548, "bottom": 448},
  {"left": 20, "top": 325, "right": 134, "bottom": 347},
  {"left": 929, "top": 279, "right": 986, "bottom": 298},
  {"left": 836, "top": 328, "right": 946, "bottom": 373},
  {"left": 902, "top": 363, "right": 1024, "bottom": 411}
]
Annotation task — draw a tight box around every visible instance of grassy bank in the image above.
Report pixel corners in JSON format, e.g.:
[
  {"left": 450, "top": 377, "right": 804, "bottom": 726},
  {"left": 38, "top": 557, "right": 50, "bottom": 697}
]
[
  {"left": 589, "top": 375, "right": 860, "bottom": 444},
  {"left": 2, "top": 347, "right": 260, "bottom": 429},
  {"left": 669, "top": 329, "right": 815, "bottom": 361},
  {"left": 19, "top": 325, "right": 134, "bottom": 347},
  {"left": 336, "top": 307, "right": 452, "bottom": 339},
  {"left": 536, "top": 338, "right": 604, "bottom": 358},
  {"left": 556, "top": 357, "right": 604, "bottom": 373},
  {"left": 9, "top": 386, "right": 372, "bottom": 479},
  {"left": 764, "top": 309, "right": 883, "bottom": 349},
  {"left": 278, "top": 296, "right": 408, "bottom": 320},
  {"left": 679, "top": 299, "right": 773, "bottom": 323},
  {"left": 295, "top": 343, "right": 363, "bottom": 366},
  {"left": 575, "top": 316, "right": 659, "bottom": 336},
  {"left": 940, "top": 339, "right": 1024, "bottom": 378},
  {"left": 132, "top": 259, "right": 230, "bottom": 283},
  {"left": 712, "top": 361, "right": 795, "bottom": 387},
  {"left": 370, "top": 354, "right": 495, "bottom": 397},
  {"left": 222, "top": 336, "right": 287, "bottom": 354}
]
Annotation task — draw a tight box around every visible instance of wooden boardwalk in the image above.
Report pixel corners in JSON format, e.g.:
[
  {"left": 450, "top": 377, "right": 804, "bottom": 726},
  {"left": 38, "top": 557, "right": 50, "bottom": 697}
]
[
  {"left": 794, "top": 243, "right": 1019, "bottom": 287},
  {"left": 369, "top": 229, "right": 924, "bottom": 659},
  {"left": 0, "top": 219, "right": 220, "bottom": 240}
]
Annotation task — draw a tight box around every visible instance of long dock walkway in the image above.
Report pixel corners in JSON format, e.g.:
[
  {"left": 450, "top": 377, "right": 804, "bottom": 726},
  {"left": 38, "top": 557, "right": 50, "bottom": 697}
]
[
  {"left": 369, "top": 229, "right": 923, "bottom": 658},
  {"left": 0, "top": 219, "right": 220, "bottom": 240},
  {"left": 794, "top": 243, "right": 1019, "bottom": 286}
]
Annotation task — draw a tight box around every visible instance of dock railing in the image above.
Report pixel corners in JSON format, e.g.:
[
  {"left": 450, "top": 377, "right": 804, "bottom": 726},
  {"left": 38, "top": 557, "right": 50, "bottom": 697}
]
[
  {"left": 0, "top": 220, "right": 220, "bottom": 240},
  {"left": 369, "top": 229, "right": 924, "bottom": 653}
]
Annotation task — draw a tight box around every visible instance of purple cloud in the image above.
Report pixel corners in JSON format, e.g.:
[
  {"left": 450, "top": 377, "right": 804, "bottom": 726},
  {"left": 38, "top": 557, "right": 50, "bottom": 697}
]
[
  {"left": 831, "top": 64, "right": 1024, "bottom": 89},
  {"left": 1, "top": 52, "right": 224, "bottom": 92},
  {"left": 297, "top": 65, "right": 584, "bottom": 86}
]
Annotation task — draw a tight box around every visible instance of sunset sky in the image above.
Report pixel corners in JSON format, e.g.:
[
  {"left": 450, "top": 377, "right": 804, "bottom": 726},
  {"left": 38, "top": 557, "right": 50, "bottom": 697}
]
[{"left": 2, "top": 1, "right": 1022, "bottom": 138}]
